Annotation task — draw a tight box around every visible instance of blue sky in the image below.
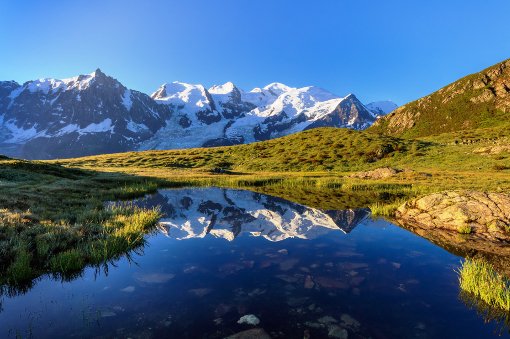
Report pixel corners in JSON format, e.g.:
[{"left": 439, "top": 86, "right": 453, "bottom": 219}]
[{"left": 1, "top": 0, "right": 510, "bottom": 104}]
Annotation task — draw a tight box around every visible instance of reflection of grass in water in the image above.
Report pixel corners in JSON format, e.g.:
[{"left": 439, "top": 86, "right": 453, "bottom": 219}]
[
  {"left": 460, "top": 290, "right": 510, "bottom": 334},
  {"left": 458, "top": 258, "right": 510, "bottom": 314}
]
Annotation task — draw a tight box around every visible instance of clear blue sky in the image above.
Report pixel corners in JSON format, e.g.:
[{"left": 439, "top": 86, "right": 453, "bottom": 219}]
[{"left": 1, "top": 0, "right": 510, "bottom": 105}]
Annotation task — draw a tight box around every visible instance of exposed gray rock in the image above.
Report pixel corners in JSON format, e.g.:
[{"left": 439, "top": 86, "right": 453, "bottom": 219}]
[
  {"left": 349, "top": 167, "right": 402, "bottom": 179},
  {"left": 237, "top": 314, "right": 260, "bottom": 326},
  {"left": 396, "top": 191, "right": 510, "bottom": 241}
]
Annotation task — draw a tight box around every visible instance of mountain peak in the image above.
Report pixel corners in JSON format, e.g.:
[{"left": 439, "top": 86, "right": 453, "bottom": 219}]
[
  {"left": 91, "top": 68, "right": 108, "bottom": 79},
  {"left": 263, "top": 82, "right": 292, "bottom": 92},
  {"left": 209, "top": 81, "right": 237, "bottom": 95}
]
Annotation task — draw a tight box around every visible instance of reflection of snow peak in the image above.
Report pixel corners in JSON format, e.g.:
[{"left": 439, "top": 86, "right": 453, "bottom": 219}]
[{"left": 144, "top": 188, "right": 370, "bottom": 242}]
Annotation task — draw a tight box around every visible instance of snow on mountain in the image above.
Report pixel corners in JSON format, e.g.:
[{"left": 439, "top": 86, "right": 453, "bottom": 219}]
[
  {"left": 0, "top": 69, "right": 394, "bottom": 159},
  {"left": 142, "top": 81, "right": 377, "bottom": 149},
  {"left": 133, "top": 188, "right": 371, "bottom": 242},
  {"left": 365, "top": 100, "right": 398, "bottom": 118},
  {"left": 0, "top": 69, "right": 170, "bottom": 159}
]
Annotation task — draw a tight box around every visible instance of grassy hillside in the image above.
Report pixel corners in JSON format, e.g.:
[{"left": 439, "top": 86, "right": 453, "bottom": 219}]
[
  {"left": 370, "top": 58, "right": 510, "bottom": 138},
  {"left": 53, "top": 126, "right": 510, "bottom": 176},
  {"left": 54, "top": 128, "right": 429, "bottom": 172}
]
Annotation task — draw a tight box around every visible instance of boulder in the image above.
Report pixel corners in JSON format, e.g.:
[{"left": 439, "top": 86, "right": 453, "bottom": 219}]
[
  {"left": 396, "top": 191, "right": 510, "bottom": 241},
  {"left": 349, "top": 167, "right": 402, "bottom": 179}
]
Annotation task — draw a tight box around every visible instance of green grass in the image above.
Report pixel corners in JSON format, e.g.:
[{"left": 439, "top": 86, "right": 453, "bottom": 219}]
[
  {"left": 53, "top": 128, "right": 430, "bottom": 172},
  {"left": 458, "top": 224, "right": 473, "bottom": 234},
  {"left": 458, "top": 258, "right": 510, "bottom": 313},
  {"left": 0, "top": 158, "right": 163, "bottom": 288}
]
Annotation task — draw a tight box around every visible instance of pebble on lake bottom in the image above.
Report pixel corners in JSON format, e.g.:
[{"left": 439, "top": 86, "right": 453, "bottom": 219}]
[{"left": 237, "top": 314, "right": 261, "bottom": 326}]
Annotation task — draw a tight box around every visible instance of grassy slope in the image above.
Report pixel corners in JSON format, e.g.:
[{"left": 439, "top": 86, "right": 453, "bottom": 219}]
[
  {"left": 54, "top": 128, "right": 425, "bottom": 172},
  {"left": 369, "top": 58, "right": 510, "bottom": 138},
  {"left": 53, "top": 127, "right": 510, "bottom": 189}
]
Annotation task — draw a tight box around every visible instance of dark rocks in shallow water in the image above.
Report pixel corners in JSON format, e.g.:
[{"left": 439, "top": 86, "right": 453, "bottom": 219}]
[
  {"left": 304, "top": 275, "right": 315, "bottom": 289},
  {"left": 315, "top": 277, "right": 349, "bottom": 289},
  {"left": 225, "top": 328, "right": 272, "bottom": 339}
]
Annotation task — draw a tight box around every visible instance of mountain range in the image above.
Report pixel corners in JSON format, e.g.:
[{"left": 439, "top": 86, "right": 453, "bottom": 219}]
[{"left": 0, "top": 69, "right": 397, "bottom": 159}]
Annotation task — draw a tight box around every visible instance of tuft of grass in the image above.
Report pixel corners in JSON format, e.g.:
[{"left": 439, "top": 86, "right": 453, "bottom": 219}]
[
  {"left": 458, "top": 258, "right": 510, "bottom": 312},
  {"left": 458, "top": 224, "right": 473, "bottom": 234},
  {"left": 369, "top": 198, "right": 407, "bottom": 217}
]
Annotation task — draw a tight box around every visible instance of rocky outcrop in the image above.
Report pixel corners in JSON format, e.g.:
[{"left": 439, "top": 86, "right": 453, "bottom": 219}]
[
  {"left": 349, "top": 167, "right": 402, "bottom": 179},
  {"left": 396, "top": 191, "right": 510, "bottom": 241}
]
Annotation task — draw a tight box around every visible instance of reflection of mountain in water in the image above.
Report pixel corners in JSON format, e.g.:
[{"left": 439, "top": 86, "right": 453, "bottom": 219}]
[{"left": 135, "top": 188, "right": 370, "bottom": 241}]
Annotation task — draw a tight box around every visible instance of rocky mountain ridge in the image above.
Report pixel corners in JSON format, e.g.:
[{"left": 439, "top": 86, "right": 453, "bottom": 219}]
[{"left": 370, "top": 58, "right": 510, "bottom": 137}]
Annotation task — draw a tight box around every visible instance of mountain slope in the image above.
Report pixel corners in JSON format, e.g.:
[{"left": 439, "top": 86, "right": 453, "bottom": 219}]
[
  {"left": 141, "top": 82, "right": 378, "bottom": 150},
  {"left": 370, "top": 58, "right": 510, "bottom": 137},
  {"left": 0, "top": 69, "right": 171, "bottom": 159},
  {"left": 365, "top": 101, "right": 398, "bottom": 117}
]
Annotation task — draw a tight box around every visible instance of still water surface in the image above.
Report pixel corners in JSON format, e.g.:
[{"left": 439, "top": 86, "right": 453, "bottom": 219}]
[{"left": 0, "top": 188, "right": 508, "bottom": 338}]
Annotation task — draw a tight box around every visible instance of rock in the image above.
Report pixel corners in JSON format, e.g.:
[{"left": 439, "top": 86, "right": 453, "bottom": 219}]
[
  {"left": 135, "top": 272, "right": 175, "bottom": 284},
  {"left": 318, "top": 316, "right": 338, "bottom": 324},
  {"left": 188, "top": 288, "right": 212, "bottom": 297},
  {"left": 328, "top": 325, "right": 348, "bottom": 339},
  {"left": 304, "top": 275, "right": 315, "bottom": 289},
  {"left": 340, "top": 314, "right": 360, "bottom": 330},
  {"left": 279, "top": 258, "right": 299, "bottom": 271},
  {"left": 101, "top": 310, "right": 117, "bottom": 318},
  {"left": 315, "top": 277, "right": 349, "bottom": 289},
  {"left": 473, "top": 145, "right": 510, "bottom": 155},
  {"left": 225, "top": 328, "right": 272, "bottom": 339},
  {"left": 396, "top": 191, "right": 510, "bottom": 241},
  {"left": 349, "top": 167, "right": 402, "bottom": 179},
  {"left": 121, "top": 286, "right": 135, "bottom": 293},
  {"left": 237, "top": 314, "right": 261, "bottom": 326}
]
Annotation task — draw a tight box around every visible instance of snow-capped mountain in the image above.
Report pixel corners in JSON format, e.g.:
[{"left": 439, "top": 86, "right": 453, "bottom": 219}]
[
  {"left": 0, "top": 69, "right": 170, "bottom": 159},
  {"left": 133, "top": 188, "right": 371, "bottom": 242},
  {"left": 141, "top": 81, "right": 378, "bottom": 150},
  {"left": 365, "top": 100, "right": 398, "bottom": 118},
  {"left": 0, "top": 70, "right": 397, "bottom": 159}
]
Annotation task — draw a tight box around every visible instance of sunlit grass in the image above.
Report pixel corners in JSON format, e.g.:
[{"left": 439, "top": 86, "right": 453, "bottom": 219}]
[{"left": 458, "top": 258, "right": 510, "bottom": 313}]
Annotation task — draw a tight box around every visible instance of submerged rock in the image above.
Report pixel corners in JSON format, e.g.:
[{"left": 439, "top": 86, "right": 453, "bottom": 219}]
[
  {"left": 225, "top": 328, "right": 272, "bottom": 339},
  {"left": 340, "top": 314, "right": 360, "bottom": 330},
  {"left": 328, "top": 325, "right": 348, "bottom": 339},
  {"left": 304, "top": 275, "right": 315, "bottom": 289},
  {"left": 396, "top": 191, "right": 510, "bottom": 241},
  {"left": 121, "top": 285, "right": 135, "bottom": 293},
  {"left": 237, "top": 314, "right": 261, "bottom": 326},
  {"left": 135, "top": 272, "right": 175, "bottom": 284},
  {"left": 318, "top": 316, "right": 338, "bottom": 324}
]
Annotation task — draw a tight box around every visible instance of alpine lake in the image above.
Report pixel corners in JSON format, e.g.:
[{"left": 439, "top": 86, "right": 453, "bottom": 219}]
[{"left": 1, "top": 188, "right": 509, "bottom": 339}]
